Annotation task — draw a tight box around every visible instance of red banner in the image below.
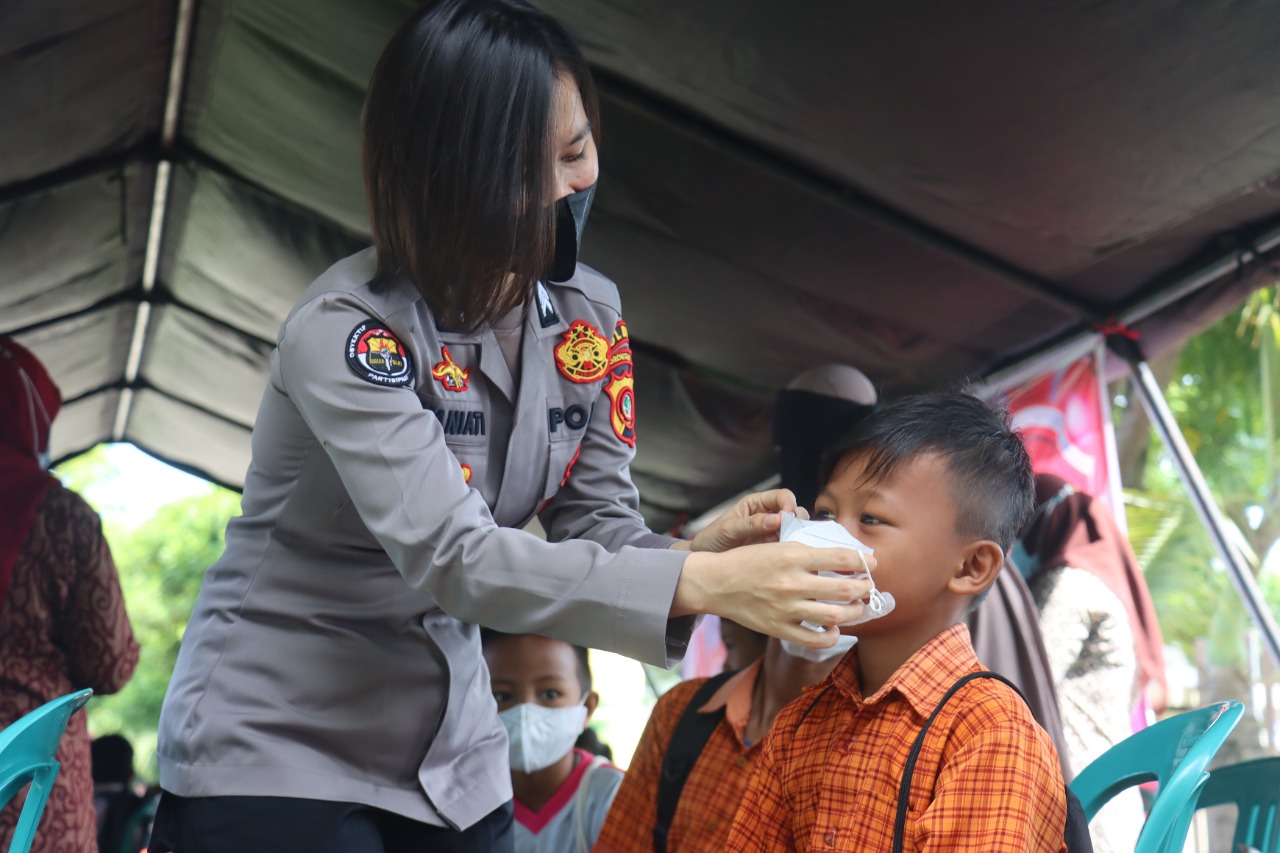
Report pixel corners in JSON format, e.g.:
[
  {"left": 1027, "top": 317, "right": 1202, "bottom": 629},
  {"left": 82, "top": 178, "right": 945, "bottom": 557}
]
[{"left": 1000, "top": 341, "right": 1125, "bottom": 522}]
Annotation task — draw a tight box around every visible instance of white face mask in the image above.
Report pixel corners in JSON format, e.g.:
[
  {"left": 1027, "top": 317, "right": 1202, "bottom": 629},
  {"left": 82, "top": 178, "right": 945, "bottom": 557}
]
[
  {"left": 498, "top": 699, "right": 588, "bottom": 774},
  {"left": 781, "top": 633, "right": 858, "bottom": 662},
  {"left": 780, "top": 515, "right": 896, "bottom": 631}
]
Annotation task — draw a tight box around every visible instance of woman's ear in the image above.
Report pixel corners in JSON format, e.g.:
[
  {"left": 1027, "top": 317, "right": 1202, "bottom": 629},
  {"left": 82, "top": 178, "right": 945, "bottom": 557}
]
[
  {"left": 948, "top": 540, "right": 1004, "bottom": 596},
  {"left": 584, "top": 690, "right": 600, "bottom": 724}
]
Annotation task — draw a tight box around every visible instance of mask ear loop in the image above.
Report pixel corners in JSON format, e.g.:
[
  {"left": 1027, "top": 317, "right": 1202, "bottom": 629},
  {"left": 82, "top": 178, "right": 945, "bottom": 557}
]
[{"left": 856, "top": 550, "right": 887, "bottom": 614}]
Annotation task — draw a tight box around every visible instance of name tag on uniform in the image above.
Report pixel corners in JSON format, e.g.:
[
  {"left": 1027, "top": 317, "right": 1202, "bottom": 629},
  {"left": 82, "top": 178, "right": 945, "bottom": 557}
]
[{"left": 418, "top": 395, "right": 487, "bottom": 445}]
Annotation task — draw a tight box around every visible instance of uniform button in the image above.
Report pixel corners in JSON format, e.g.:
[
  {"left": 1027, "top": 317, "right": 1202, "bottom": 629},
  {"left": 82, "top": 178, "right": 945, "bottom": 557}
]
[
  {"left": 737, "top": 755, "right": 748, "bottom": 767},
  {"left": 824, "top": 827, "right": 837, "bottom": 846},
  {"left": 707, "top": 819, "right": 718, "bottom": 830}
]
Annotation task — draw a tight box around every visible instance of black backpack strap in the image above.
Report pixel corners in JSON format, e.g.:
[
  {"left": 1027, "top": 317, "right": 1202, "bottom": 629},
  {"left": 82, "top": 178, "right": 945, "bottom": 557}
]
[
  {"left": 891, "top": 671, "right": 1093, "bottom": 853},
  {"left": 891, "top": 671, "right": 1020, "bottom": 853},
  {"left": 653, "top": 670, "right": 737, "bottom": 853},
  {"left": 797, "top": 684, "right": 834, "bottom": 728}
]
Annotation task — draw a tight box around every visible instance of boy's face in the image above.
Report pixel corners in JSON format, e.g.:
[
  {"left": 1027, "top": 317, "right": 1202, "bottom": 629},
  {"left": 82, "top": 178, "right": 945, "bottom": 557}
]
[
  {"left": 814, "top": 451, "right": 979, "bottom": 636},
  {"left": 483, "top": 634, "right": 596, "bottom": 717}
]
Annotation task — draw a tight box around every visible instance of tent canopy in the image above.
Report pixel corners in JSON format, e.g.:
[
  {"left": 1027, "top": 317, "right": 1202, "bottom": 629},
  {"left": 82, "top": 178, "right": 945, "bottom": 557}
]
[{"left": 6, "top": 0, "right": 1280, "bottom": 528}]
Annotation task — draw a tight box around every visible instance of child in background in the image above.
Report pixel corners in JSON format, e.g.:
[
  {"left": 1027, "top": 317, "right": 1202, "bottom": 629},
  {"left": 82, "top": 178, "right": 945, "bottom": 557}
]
[
  {"left": 481, "top": 630, "right": 622, "bottom": 853},
  {"left": 727, "top": 393, "right": 1068, "bottom": 851},
  {"left": 594, "top": 635, "right": 849, "bottom": 853}
]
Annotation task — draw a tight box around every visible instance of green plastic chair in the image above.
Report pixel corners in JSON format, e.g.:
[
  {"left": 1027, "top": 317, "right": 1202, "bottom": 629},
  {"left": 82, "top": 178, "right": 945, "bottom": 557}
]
[
  {"left": 0, "top": 689, "right": 93, "bottom": 853},
  {"left": 116, "top": 793, "right": 158, "bottom": 853},
  {"left": 1192, "top": 755, "right": 1280, "bottom": 852},
  {"left": 1069, "top": 700, "right": 1244, "bottom": 853}
]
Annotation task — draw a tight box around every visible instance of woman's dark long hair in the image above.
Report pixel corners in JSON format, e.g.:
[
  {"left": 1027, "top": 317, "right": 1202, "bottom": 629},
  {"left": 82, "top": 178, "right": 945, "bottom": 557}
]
[{"left": 363, "top": 0, "right": 600, "bottom": 334}]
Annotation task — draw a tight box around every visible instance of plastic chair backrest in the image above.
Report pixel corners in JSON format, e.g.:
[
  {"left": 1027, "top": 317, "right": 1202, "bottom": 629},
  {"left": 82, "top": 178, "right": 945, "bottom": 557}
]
[
  {"left": 1193, "top": 755, "right": 1280, "bottom": 852},
  {"left": 1069, "top": 700, "right": 1244, "bottom": 853},
  {"left": 116, "top": 794, "right": 159, "bottom": 853},
  {"left": 0, "top": 689, "right": 93, "bottom": 853}
]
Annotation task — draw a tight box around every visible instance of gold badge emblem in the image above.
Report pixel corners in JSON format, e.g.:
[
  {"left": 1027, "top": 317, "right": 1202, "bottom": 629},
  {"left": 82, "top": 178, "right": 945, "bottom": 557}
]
[
  {"left": 430, "top": 346, "right": 470, "bottom": 393},
  {"left": 554, "top": 321, "right": 610, "bottom": 384}
]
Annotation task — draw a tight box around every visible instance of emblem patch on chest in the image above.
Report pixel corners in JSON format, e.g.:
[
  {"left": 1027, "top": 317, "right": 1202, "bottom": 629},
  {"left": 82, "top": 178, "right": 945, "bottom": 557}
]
[
  {"left": 605, "top": 320, "right": 636, "bottom": 446},
  {"left": 346, "top": 321, "right": 414, "bottom": 387},
  {"left": 430, "top": 346, "right": 470, "bottom": 392},
  {"left": 554, "top": 321, "right": 610, "bottom": 383},
  {"left": 460, "top": 463, "right": 473, "bottom": 484}
]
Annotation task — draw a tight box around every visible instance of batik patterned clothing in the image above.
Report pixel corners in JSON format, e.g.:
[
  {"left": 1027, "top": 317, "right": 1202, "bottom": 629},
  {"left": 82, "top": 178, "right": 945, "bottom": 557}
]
[
  {"left": 1032, "top": 565, "right": 1143, "bottom": 853},
  {"left": 727, "top": 624, "right": 1067, "bottom": 852},
  {"left": 595, "top": 660, "right": 761, "bottom": 852},
  {"left": 515, "top": 749, "right": 622, "bottom": 853},
  {"left": 0, "top": 484, "right": 139, "bottom": 853}
]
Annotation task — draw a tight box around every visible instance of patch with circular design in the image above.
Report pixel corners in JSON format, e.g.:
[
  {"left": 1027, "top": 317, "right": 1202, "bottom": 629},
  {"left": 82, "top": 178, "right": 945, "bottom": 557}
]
[
  {"left": 461, "top": 463, "right": 473, "bottom": 484},
  {"left": 605, "top": 370, "right": 635, "bottom": 446},
  {"left": 604, "top": 319, "right": 636, "bottom": 445},
  {"left": 346, "top": 320, "right": 414, "bottom": 387},
  {"left": 554, "top": 320, "right": 610, "bottom": 384}
]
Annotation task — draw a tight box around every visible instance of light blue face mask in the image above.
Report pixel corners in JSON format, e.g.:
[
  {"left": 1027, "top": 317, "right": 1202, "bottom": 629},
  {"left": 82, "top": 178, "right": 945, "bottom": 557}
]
[{"left": 1008, "top": 483, "right": 1076, "bottom": 579}]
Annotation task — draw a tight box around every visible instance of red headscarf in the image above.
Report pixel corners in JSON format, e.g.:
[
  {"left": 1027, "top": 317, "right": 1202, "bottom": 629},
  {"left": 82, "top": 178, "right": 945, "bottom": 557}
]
[
  {"left": 0, "top": 337, "right": 62, "bottom": 607},
  {"left": 1021, "top": 473, "right": 1168, "bottom": 707}
]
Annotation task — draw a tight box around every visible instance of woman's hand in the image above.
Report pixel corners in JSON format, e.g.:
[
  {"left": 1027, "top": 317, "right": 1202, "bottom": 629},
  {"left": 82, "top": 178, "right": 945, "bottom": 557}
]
[
  {"left": 671, "top": 543, "right": 878, "bottom": 647},
  {"left": 671, "top": 489, "right": 809, "bottom": 553}
]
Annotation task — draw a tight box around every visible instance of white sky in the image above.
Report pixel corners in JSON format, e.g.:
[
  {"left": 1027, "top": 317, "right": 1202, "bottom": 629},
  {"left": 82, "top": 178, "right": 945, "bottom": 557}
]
[{"left": 62, "top": 443, "right": 216, "bottom": 528}]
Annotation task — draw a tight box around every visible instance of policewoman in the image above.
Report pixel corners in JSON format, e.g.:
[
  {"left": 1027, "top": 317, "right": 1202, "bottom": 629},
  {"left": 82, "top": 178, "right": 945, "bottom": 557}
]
[{"left": 152, "top": 2, "right": 872, "bottom": 851}]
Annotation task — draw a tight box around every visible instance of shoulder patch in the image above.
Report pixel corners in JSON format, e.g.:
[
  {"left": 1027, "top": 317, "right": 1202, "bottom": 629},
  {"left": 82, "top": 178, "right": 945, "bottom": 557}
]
[
  {"left": 604, "top": 319, "right": 636, "bottom": 446},
  {"left": 346, "top": 320, "right": 414, "bottom": 387}
]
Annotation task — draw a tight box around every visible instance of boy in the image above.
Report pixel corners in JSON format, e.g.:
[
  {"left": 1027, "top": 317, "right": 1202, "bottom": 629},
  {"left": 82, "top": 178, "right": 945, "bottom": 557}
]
[
  {"left": 726, "top": 393, "right": 1068, "bottom": 851},
  {"left": 594, "top": 634, "right": 850, "bottom": 852},
  {"left": 481, "top": 630, "right": 622, "bottom": 853}
]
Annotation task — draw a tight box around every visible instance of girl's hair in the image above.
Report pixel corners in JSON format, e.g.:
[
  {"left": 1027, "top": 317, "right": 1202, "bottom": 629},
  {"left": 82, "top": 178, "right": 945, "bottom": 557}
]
[{"left": 362, "top": 0, "right": 599, "bottom": 334}]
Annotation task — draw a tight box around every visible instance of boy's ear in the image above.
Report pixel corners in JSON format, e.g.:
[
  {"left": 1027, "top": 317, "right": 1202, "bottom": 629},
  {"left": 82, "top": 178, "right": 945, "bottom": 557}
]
[
  {"left": 948, "top": 540, "right": 1004, "bottom": 596},
  {"left": 584, "top": 690, "right": 600, "bottom": 723}
]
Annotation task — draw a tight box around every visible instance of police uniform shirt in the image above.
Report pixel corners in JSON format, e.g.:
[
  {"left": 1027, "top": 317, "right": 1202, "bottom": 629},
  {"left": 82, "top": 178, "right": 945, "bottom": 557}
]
[{"left": 156, "top": 248, "right": 690, "bottom": 830}]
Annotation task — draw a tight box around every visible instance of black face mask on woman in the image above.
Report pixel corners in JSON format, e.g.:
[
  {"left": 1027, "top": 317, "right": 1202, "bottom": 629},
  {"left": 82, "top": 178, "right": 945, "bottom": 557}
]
[{"left": 546, "top": 183, "right": 596, "bottom": 283}]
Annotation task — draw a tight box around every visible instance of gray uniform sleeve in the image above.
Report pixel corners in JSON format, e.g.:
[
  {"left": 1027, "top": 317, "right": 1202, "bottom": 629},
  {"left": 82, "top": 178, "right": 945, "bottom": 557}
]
[
  {"left": 537, "top": 363, "right": 675, "bottom": 552},
  {"left": 277, "top": 293, "right": 691, "bottom": 666}
]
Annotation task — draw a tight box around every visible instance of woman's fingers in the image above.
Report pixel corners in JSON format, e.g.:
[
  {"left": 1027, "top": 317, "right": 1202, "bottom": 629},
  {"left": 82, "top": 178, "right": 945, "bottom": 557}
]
[
  {"left": 787, "top": 544, "right": 877, "bottom": 581},
  {"left": 673, "top": 542, "right": 880, "bottom": 639},
  {"left": 736, "top": 488, "right": 800, "bottom": 517}
]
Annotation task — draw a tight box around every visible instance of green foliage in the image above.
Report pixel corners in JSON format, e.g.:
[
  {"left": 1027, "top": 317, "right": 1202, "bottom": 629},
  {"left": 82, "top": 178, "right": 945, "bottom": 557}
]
[
  {"left": 1121, "top": 286, "right": 1280, "bottom": 669},
  {"left": 54, "top": 448, "right": 242, "bottom": 783}
]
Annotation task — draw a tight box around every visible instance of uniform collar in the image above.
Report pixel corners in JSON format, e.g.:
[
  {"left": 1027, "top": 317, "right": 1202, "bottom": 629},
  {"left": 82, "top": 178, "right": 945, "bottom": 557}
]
[
  {"left": 829, "top": 622, "right": 980, "bottom": 718},
  {"left": 529, "top": 280, "right": 569, "bottom": 340},
  {"left": 697, "top": 658, "right": 762, "bottom": 747}
]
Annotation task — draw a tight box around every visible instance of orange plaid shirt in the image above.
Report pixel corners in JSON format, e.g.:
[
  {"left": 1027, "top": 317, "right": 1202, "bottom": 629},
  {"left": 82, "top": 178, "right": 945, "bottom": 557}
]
[
  {"left": 727, "top": 624, "right": 1067, "bottom": 852},
  {"left": 595, "top": 659, "right": 763, "bottom": 852}
]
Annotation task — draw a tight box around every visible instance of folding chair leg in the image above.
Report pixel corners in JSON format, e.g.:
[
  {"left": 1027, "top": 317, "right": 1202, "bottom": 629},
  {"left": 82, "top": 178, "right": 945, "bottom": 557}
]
[{"left": 9, "top": 768, "right": 56, "bottom": 853}]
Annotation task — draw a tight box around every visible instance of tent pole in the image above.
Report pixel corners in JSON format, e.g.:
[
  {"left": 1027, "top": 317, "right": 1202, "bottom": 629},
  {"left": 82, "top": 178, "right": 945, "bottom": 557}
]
[{"left": 1111, "top": 335, "right": 1280, "bottom": 669}]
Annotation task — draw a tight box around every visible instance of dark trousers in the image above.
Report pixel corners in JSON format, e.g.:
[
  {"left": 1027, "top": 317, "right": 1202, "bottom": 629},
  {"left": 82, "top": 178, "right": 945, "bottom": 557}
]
[{"left": 149, "top": 792, "right": 514, "bottom": 853}]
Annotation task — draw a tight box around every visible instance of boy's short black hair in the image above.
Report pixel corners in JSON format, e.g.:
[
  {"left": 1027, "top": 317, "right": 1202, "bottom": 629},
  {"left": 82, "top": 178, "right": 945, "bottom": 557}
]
[
  {"left": 820, "top": 393, "right": 1035, "bottom": 552},
  {"left": 480, "top": 629, "right": 593, "bottom": 695}
]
